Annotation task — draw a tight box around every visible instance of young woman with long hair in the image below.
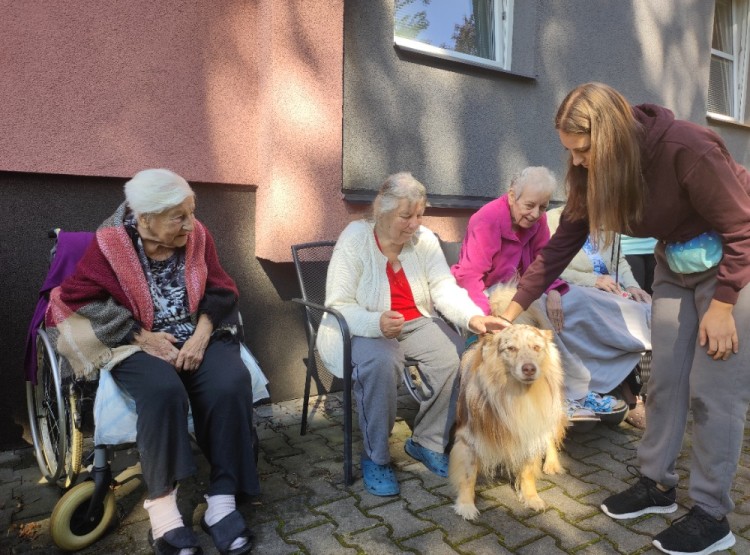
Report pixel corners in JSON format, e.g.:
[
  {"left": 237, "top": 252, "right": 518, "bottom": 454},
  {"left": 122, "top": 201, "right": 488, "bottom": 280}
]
[{"left": 498, "top": 82, "right": 750, "bottom": 555}]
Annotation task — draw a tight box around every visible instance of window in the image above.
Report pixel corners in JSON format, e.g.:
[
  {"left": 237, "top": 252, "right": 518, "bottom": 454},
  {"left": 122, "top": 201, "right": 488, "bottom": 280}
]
[
  {"left": 394, "top": 0, "right": 514, "bottom": 72},
  {"left": 708, "top": 0, "right": 750, "bottom": 124}
]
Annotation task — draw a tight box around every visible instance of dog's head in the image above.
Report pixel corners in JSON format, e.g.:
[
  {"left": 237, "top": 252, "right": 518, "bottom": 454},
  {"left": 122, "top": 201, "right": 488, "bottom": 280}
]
[{"left": 477, "top": 324, "right": 557, "bottom": 385}]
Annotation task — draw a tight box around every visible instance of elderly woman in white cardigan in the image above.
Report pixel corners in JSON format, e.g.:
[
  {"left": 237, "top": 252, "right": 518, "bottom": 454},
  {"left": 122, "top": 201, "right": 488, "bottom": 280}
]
[{"left": 316, "top": 172, "right": 504, "bottom": 496}]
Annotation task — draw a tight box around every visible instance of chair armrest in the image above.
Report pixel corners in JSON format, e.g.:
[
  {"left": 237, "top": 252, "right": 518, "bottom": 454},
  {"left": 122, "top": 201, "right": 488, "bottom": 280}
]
[{"left": 291, "top": 298, "right": 352, "bottom": 382}]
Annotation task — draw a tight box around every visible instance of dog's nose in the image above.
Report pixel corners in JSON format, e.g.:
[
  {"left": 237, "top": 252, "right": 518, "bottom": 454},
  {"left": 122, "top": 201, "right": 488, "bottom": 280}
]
[{"left": 521, "top": 363, "right": 537, "bottom": 378}]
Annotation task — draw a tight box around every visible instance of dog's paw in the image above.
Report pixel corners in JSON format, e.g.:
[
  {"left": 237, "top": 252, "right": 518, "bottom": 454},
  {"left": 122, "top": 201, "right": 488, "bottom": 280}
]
[
  {"left": 542, "top": 460, "right": 565, "bottom": 475},
  {"left": 453, "top": 502, "right": 480, "bottom": 521},
  {"left": 523, "top": 495, "right": 547, "bottom": 512}
]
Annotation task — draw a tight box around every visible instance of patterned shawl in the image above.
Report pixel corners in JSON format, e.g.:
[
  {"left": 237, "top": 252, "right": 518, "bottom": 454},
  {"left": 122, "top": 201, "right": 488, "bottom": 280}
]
[{"left": 46, "top": 202, "right": 239, "bottom": 380}]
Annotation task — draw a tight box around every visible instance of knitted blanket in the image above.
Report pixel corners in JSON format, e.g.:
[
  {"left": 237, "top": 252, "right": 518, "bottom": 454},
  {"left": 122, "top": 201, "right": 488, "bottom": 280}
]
[{"left": 46, "top": 203, "right": 238, "bottom": 380}]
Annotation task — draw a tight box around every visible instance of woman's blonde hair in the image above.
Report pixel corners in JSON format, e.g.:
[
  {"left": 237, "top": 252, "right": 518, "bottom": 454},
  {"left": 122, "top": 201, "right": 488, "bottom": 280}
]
[
  {"left": 372, "top": 172, "right": 427, "bottom": 222},
  {"left": 555, "top": 83, "right": 645, "bottom": 243}
]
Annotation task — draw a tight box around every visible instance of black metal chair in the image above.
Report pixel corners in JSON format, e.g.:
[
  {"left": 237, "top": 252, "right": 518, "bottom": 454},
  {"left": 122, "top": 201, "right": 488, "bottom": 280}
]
[
  {"left": 291, "top": 241, "right": 355, "bottom": 484},
  {"left": 291, "top": 239, "right": 463, "bottom": 485}
]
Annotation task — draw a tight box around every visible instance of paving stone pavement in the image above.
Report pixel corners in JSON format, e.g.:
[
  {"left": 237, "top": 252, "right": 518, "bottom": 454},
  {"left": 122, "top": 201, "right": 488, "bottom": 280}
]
[{"left": 2, "top": 391, "right": 749, "bottom": 554}]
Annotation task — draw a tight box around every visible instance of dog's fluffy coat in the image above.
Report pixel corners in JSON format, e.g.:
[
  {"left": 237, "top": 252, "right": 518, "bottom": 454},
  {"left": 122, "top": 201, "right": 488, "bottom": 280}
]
[{"left": 449, "top": 283, "right": 567, "bottom": 519}]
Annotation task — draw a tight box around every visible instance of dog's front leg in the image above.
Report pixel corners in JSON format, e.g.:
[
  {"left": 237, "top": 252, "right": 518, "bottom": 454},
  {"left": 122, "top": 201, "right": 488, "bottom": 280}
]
[
  {"left": 449, "top": 438, "right": 480, "bottom": 520},
  {"left": 518, "top": 457, "right": 546, "bottom": 511},
  {"left": 541, "top": 437, "right": 564, "bottom": 475}
]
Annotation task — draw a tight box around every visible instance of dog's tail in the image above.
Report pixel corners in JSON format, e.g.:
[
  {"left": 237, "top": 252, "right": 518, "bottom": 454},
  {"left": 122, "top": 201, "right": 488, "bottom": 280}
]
[{"left": 488, "top": 281, "right": 552, "bottom": 330}]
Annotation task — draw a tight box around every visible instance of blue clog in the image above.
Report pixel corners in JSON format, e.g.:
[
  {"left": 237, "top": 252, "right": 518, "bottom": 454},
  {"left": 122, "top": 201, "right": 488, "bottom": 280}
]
[
  {"left": 360, "top": 455, "right": 399, "bottom": 496},
  {"left": 404, "top": 438, "right": 449, "bottom": 477}
]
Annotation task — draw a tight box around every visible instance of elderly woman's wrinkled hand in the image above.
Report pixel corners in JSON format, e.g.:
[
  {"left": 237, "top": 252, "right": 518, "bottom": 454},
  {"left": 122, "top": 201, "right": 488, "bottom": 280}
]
[
  {"left": 595, "top": 275, "right": 625, "bottom": 295},
  {"left": 176, "top": 314, "right": 213, "bottom": 372},
  {"left": 626, "top": 286, "right": 651, "bottom": 304},
  {"left": 380, "top": 310, "right": 405, "bottom": 339},
  {"left": 545, "top": 290, "right": 564, "bottom": 333},
  {"left": 134, "top": 329, "right": 180, "bottom": 365}
]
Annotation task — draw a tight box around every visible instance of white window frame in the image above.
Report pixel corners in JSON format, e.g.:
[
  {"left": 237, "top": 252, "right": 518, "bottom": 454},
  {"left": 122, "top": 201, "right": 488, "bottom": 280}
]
[
  {"left": 708, "top": 0, "right": 750, "bottom": 124},
  {"left": 393, "top": 0, "right": 514, "bottom": 72}
]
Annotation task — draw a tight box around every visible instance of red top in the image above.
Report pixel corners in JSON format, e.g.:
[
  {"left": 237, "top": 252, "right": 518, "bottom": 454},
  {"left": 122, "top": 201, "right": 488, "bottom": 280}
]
[
  {"left": 375, "top": 231, "right": 421, "bottom": 321},
  {"left": 385, "top": 263, "right": 422, "bottom": 321}
]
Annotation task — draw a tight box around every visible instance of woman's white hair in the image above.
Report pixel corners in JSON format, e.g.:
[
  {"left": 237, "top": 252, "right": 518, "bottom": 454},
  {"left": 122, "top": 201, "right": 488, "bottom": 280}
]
[
  {"left": 509, "top": 166, "right": 557, "bottom": 199},
  {"left": 124, "top": 168, "right": 194, "bottom": 216},
  {"left": 372, "top": 172, "right": 427, "bottom": 221}
]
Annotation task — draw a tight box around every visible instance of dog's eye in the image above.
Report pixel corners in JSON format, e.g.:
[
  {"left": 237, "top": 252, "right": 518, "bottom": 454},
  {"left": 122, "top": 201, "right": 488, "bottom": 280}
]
[
  {"left": 504, "top": 345, "right": 518, "bottom": 353},
  {"left": 532, "top": 344, "right": 542, "bottom": 352}
]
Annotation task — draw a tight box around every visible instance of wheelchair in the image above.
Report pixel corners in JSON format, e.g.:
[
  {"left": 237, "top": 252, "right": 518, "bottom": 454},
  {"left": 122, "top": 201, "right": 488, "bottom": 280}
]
[{"left": 25, "top": 230, "right": 265, "bottom": 551}]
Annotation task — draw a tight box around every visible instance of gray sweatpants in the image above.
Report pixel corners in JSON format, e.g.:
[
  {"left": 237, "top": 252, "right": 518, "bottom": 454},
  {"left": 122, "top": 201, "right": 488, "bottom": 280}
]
[
  {"left": 351, "top": 317, "right": 463, "bottom": 465},
  {"left": 638, "top": 244, "right": 750, "bottom": 518}
]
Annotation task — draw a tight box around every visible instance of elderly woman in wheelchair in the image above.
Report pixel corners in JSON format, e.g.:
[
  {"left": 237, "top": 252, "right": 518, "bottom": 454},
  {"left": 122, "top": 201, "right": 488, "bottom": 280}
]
[
  {"left": 315, "top": 172, "right": 505, "bottom": 497},
  {"left": 46, "top": 169, "right": 257, "bottom": 555}
]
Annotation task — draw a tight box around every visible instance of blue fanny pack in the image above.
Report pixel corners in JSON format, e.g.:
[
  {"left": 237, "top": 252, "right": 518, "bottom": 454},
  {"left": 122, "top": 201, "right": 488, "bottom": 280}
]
[{"left": 664, "top": 231, "right": 722, "bottom": 274}]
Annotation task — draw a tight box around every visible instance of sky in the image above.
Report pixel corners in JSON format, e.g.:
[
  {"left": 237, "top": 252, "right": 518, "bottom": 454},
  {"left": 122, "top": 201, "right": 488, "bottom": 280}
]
[{"left": 396, "top": 0, "right": 477, "bottom": 48}]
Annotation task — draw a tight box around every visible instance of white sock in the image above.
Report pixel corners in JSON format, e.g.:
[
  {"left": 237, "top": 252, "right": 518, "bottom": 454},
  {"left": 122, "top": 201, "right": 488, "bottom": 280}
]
[
  {"left": 143, "top": 486, "right": 184, "bottom": 539},
  {"left": 205, "top": 494, "right": 247, "bottom": 550}
]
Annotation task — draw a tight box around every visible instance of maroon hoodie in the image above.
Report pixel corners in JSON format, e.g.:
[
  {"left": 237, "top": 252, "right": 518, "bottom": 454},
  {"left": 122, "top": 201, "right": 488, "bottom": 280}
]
[{"left": 515, "top": 104, "right": 750, "bottom": 307}]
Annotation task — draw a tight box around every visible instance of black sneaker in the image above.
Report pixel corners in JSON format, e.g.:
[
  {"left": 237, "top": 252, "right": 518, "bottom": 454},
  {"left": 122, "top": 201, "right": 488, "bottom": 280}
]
[
  {"left": 652, "top": 506, "right": 735, "bottom": 554},
  {"left": 601, "top": 475, "right": 677, "bottom": 519}
]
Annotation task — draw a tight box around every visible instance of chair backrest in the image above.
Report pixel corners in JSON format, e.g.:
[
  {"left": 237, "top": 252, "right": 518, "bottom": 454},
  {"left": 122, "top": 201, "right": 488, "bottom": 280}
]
[
  {"left": 291, "top": 241, "right": 336, "bottom": 339},
  {"left": 291, "top": 241, "right": 338, "bottom": 391},
  {"left": 437, "top": 236, "right": 462, "bottom": 267}
]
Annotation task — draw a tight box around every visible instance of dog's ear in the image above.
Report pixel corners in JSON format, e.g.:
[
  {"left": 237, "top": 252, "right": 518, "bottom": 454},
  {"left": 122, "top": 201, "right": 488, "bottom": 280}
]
[
  {"left": 468, "top": 336, "right": 489, "bottom": 373},
  {"left": 479, "top": 332, "right": 502, "bottom": 359}
]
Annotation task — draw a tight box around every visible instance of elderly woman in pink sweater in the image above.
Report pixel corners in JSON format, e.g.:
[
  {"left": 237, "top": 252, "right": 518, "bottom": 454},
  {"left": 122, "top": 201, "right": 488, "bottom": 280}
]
[{"left": 451, "top": 166, "right": 631, "bottom": 426}]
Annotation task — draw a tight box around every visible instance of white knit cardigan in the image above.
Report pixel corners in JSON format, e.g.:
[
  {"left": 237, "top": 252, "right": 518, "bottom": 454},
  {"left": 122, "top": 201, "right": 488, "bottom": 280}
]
[{"left": 316, "top": 219, "right": 483, "bottom": 378}]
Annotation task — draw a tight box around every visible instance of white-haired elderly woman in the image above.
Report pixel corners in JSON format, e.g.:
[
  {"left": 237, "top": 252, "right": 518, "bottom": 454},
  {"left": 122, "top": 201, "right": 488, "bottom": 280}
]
[
  {"left": 316, "top": 172, "right": 505, "bottom": 496},
  {"left": 46, "top": 169, "right": 257, "bottom": 555},
  {"left": 451, "top": 166, "right": 630, "bottom": 428}
]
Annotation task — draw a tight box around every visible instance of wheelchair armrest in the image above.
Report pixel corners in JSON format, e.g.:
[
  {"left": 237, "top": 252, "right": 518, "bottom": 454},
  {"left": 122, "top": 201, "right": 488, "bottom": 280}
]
[{"left": 291, "top": 298, "right": 352, "bottom": 382}]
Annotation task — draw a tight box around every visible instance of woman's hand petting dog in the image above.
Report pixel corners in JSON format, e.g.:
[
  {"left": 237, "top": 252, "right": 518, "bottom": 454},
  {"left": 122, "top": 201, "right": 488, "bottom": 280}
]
[{"left": 468, "top": 315, "right": 510, "bottom": 334}]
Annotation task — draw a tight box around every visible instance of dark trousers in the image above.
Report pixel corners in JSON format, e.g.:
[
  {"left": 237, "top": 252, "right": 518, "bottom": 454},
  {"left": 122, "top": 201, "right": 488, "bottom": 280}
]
[
  {"left": 625, "top": 253, "right": 656, "bottom": 294},
  {"left": 111, "top": 337, "right": 260, "bottom": 499}
]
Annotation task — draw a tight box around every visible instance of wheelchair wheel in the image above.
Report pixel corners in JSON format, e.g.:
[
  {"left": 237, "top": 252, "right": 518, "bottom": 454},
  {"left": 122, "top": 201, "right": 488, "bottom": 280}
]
[
  {"left": 26, "top": 328, "right": 82, "bottom": 488},
  {"left": 50, "top": 480, "right": 117, "bottom": 552}
]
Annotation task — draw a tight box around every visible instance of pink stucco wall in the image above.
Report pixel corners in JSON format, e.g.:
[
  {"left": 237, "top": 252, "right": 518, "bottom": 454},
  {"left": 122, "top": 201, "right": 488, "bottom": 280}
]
[
  {"left": 0, "top": 0, "right": 349, "bottom": 261},
  {"left": 253, "top": 0, "right": 351, "bottom": 260}
]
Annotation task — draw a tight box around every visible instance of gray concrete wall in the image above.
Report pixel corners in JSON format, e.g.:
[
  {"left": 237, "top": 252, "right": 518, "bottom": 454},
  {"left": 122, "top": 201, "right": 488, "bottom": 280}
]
[
  {"left": 344, "top": 0, "right": 750, "bottom": 199},
  {"left": 0, "top": 173, "right": 311, "bottom": 449}
]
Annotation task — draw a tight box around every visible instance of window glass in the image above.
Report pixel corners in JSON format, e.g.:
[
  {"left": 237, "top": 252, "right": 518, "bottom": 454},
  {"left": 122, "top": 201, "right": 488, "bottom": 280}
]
[
  {"left": 712, "top": 0, "right": 733, "bottom": 51},
  {"left": 395, "top": 0, "right": 495, "bottom": 60},
  {"left": 708, "top": 0, "right": 750, "bottom": 123},
  {"left": 394, "top": 0, "right": 512, "bottom": 70}
]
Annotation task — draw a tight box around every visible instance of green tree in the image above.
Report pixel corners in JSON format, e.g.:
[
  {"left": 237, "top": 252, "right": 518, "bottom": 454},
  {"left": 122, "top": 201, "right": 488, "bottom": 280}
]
[
  {"left": 451, "top": 13, "right": 478, "bottom": 55},
  {"left": 394, "top": 0, "right": 432, "bottom": 41}
]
